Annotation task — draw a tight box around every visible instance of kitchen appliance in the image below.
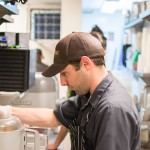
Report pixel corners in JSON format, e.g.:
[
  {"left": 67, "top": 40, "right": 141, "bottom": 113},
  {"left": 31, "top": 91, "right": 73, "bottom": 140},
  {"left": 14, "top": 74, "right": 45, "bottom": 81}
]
[
  {"left": 0, "top": 36, "right": 8, "bottom": 48},
  {"left": 0, "top": 116, "right": 43, "bottom": 150},
  {"left": 16, "top": 32, "right": 30, "bottom": 49},
  {"left": 0, "top": 32, "right": 30, "bottom": 48},
  {"left": 0, "top": 48, "right": 36, "bottom": 92},
  {"left": 0, "top": 73, "right": 59, "bottom": 109},
  {"left": 0, "top": 32, "right": 16, "bottom": 47},
  {"left": 27, "top": 127, "right": 50, "bottom": 150},
  {"left": 14, "top": 72, "right": 59, "bottom": 109}
]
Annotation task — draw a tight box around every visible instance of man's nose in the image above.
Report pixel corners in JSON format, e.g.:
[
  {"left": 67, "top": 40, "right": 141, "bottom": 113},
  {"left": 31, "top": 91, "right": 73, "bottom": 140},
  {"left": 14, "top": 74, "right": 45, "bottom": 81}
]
[{"left": 60, "top": 75, "right": 68, "bottom": 86}]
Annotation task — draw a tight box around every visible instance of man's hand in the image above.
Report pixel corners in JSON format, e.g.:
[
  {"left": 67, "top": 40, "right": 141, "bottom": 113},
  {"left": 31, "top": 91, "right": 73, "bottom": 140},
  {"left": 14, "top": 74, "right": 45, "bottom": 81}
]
[{"left": 0, "top": 105, "right": 12, "bottom": 119}]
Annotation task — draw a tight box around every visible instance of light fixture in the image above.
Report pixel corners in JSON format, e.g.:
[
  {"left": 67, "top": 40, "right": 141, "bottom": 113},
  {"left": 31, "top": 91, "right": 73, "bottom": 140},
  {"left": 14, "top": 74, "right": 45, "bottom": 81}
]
[
  {"left": 101, "top": 1, "right": 119, "bottom": 14},
  {"left": 100, "top": 0, "right": 132, "bottom": 14}
]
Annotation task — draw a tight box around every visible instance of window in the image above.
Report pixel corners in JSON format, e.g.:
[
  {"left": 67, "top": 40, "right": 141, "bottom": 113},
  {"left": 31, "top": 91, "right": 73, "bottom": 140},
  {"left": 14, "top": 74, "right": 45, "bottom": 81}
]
[{"left": 31, "top": 9, "right": 60, "bottom": 39}]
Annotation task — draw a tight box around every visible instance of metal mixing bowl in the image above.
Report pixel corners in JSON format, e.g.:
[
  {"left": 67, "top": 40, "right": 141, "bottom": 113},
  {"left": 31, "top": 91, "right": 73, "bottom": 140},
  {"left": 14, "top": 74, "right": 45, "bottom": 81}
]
[{"left": 0, "top": 116, "right": 23, "bottom": 132}]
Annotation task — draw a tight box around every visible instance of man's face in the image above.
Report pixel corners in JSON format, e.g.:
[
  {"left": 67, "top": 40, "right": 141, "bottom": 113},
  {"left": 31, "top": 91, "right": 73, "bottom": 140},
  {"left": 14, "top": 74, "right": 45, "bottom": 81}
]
[{"left": 60, "top": 64, "right": 90, "bottom": 95}]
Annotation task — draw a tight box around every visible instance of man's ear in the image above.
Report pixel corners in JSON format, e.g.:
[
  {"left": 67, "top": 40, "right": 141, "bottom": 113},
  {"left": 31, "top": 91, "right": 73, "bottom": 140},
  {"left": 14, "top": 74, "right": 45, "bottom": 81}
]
[{"left": 80, "top": 56, "right": 92, "bottom": 69}]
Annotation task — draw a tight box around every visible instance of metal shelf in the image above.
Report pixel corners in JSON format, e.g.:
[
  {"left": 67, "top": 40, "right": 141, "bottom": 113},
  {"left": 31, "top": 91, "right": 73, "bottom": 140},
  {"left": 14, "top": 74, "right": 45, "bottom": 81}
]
[
  {"left": 137, "top": 72, "right": 150, "bottom": 85},
  {"left": 0, "top": 14, "right": 14, "bottom": 25},
  {"left": 124, "top": 9, "right": 150, "bottom": 29},
  {"left": 127, "top": 69, "right": 150, "bottom": 85},
  {"left": 0, "top": 1, "right": 19, "bottom": 16},
  {"left": 132, "top": 70, "right": 150, "bottom": 85},
  {"left": 124, "top": 18, "right": 144, "bottom": 29},
  {"left": 140, "top": 9, "right": 150, "bottom": 21},
  {"left": 0, "top": 1, "right": 19, "bottom": 24}
]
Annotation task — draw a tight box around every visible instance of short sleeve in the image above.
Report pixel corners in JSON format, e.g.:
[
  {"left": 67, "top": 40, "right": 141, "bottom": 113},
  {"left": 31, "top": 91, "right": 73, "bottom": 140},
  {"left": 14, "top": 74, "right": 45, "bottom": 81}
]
[{"left": 54, "top": 96, "right": 81, "bottom": 128}]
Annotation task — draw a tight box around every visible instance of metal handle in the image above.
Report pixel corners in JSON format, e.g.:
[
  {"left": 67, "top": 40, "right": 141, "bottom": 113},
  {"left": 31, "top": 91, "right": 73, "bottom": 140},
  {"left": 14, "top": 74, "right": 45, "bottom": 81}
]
[{"left": 25, "top": 128, "right": 40, "bottom": 150}]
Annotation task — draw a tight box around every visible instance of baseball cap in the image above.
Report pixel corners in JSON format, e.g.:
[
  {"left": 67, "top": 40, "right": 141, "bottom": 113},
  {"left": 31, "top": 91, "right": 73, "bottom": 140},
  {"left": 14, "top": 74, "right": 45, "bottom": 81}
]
[{"left": 42, "top": 32, "right": 105, "bottom": 77}]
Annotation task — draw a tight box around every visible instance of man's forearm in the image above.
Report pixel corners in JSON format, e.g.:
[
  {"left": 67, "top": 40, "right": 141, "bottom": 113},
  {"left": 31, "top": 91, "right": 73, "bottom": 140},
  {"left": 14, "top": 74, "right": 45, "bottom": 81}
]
[
  {"left": 12, "top": 107, "right": 60, "bottom": 128},
  {"left": 55, "top": 126, "right": 68, "bottom": 146}
]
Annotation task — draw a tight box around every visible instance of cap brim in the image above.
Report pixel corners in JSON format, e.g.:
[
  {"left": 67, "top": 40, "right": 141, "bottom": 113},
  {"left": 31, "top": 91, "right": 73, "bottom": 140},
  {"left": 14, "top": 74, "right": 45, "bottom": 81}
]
[{"left": 42, "top": 64, "right": 67, "bottom": 77}]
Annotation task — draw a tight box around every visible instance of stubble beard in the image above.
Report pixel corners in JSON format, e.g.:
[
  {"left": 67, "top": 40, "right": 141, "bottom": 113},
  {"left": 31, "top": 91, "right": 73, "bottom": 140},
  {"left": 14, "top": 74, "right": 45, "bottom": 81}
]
[{"left": 75, "top": 74, "right": 89, "bottom": 95}]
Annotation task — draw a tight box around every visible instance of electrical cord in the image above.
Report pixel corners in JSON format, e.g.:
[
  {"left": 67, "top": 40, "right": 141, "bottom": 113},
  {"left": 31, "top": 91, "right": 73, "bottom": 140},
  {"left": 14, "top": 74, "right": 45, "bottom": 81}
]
[
  {"left": 4, "top": 0, "right": 28, "bottom": 5},
  {"left": 16, "top": 0, "right": 28, "bottom": 4}
]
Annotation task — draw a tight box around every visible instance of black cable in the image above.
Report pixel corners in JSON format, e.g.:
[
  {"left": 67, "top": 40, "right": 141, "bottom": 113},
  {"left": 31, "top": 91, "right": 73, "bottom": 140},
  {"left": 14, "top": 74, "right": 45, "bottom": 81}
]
[
  {"left": 16, "top": 0, "right": 28, "bottom": 4},
  {"left": 4, "top": 0, "right": 28, "bottom": 5}
]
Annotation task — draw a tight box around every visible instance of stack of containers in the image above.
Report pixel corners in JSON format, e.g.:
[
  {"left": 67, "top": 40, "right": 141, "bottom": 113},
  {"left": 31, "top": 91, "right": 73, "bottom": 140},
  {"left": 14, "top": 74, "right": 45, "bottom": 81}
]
[{"left": 137, "top": 27, "right": 150, "bottom": 73}]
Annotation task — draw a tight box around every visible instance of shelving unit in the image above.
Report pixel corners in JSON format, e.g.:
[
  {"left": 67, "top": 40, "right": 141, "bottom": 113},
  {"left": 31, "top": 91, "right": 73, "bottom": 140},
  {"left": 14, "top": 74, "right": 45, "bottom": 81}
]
[
  {"left": 140, "top": 9, "right": 150, "bottom": 21},
  {"left": 124, "top": 8, "right": 150, "bottom": 150},
  {"left": 0, "top": 1, "right": 19, "bottom": 24},
  {"left": 132, "top": 71, "right": 150, "bottom": 85},
  {"left": 125, "top": 9, "right": 150, "bottom": 84},
  {"left": 125, "top": 9, "right": 150, "bottom": 29},
  {"left": 125, "top": 18, "right": 144, "bottom": 29},
  {"left": 0, "top": 1, "right": 19, "bottom": 15},
  {"left": 0, "top": 14, "right": 14, "bottom": 25}
]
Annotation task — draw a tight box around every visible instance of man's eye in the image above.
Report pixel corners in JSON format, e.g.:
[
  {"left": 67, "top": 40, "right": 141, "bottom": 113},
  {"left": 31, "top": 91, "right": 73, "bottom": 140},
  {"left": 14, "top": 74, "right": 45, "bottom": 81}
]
[
  {"left": 61, "top": 72, "right": 67, "bottom": 76},
  {"left": 64, "top": 73, "right": 68, "bottom": 77}
]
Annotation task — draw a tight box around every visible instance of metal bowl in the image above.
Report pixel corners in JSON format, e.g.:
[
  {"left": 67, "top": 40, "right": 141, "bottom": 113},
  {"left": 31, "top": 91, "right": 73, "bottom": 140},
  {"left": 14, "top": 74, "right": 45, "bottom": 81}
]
[{"left": 0, "top": 116, "right": 23, "bottom": 132}]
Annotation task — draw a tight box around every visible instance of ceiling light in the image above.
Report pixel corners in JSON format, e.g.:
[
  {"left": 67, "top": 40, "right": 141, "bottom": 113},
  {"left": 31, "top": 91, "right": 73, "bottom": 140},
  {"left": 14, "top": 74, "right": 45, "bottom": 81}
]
[{"left": 101, "top": 1, "right": 119, "bottom": 14}]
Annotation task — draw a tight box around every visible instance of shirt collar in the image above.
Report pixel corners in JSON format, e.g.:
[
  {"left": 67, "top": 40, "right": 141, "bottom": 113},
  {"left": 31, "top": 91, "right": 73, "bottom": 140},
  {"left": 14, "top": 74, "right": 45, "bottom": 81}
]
[
  {"left": 89, "top": 72, "right": 114, "bottom": 108},
  {"left": 79, "top": 72, "right": 114, "bottom": 110}
]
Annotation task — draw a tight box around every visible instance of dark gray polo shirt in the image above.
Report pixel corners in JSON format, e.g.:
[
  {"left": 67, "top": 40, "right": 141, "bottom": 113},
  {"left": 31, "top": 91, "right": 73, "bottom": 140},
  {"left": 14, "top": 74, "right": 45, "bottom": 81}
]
[{"left": 54, "top": 72, "right": 140, "bottom": 150}]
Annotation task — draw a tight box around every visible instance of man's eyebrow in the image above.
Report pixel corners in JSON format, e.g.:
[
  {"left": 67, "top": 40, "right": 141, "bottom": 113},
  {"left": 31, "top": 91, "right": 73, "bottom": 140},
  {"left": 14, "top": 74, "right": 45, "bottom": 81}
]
[{"left": 60, "top": 71, "right": 67, "bottom": 75}]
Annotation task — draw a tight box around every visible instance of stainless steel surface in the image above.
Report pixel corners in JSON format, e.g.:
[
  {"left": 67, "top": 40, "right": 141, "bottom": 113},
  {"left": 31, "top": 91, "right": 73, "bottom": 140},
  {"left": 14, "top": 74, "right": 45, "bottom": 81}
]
[
  {"left": 27, "top": 127, "right": 50, "bottom": 150},
  {"left": 0, "top": 127, "right": 26, "bottom": 150},
  {"left": 0, "top": 73, "right": 59, "bottom": 109},
  {"left": 0, "top": 72, "right": 57, "bottom": 150},
  {"left": 0, "top": 116, "right": 26, "bottom": 150},
  {"left": 0, "top": 116, "right": 48, "bottom": 150},
  {"left": 0, "top": 116, "right": 23, "bottom": 131}
]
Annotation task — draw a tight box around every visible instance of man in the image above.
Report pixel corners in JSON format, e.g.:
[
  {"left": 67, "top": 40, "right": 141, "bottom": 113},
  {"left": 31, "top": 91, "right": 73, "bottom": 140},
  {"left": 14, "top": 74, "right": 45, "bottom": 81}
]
[
  {"left": 90, "top": 25, "right": 107, "bottom": 54},
  {"left": 36, "top": 48, "right": 48, "bottom": 72},
  {"left": 48, "top": 26, "right": 107, "bottom": 149},
  {"left": 0, "top": 32, "right": 140, "bottom": 150}
]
